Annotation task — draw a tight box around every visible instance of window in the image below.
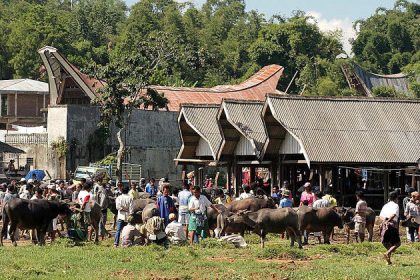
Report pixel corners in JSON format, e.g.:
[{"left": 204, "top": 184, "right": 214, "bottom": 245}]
[
  {"left": 26, "top": 158, "right": 34, "bottom": 165},
  {"left": 1, "top": 95, "right": 7, "bottom": 116}
]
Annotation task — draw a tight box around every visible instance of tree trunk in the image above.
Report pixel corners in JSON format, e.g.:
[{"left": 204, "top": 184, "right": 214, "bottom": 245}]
[{"left": 116, "top": 127, "right": 124, "bottom": 182}]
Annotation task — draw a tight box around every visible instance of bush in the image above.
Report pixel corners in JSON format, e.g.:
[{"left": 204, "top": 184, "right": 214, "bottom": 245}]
[
  {"left": 409, "top": 81, "right": 420, "bottom": 98},
  {"left": 339, "top": 88, "right": 359, "bottom": 96},
  {"left": 317, "top": 77, "right": 338, "bottom": 96},
  {"left": 372, "top": 85, "right": 399, "bottom": 97}
]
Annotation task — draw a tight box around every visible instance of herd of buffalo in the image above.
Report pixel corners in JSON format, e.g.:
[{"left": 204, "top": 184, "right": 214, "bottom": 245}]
[{"left": 0, "top": 195, "right": 377, "bottom": 248}]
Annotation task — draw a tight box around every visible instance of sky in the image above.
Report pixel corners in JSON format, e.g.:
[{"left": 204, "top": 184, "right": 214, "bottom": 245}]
[{"left": 124, "top": 0, "right": 403, "bottom": 55}]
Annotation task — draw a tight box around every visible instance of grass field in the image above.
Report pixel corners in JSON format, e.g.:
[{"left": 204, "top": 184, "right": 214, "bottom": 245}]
[{"left": 0, "top": 234, "right": 419, "bottom": 280}]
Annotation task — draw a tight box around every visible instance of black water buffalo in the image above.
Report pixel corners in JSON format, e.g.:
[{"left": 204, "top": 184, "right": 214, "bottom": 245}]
[
  {"left": 297, "top": 206, "right": 343, "bottom": 245},
  {"left": 339, "top": 207, "right": 376, "bottom": 243},
  {"left": 227, "top": 197, "right": 276, "bottom": 213},
  {"left": 229, "top": 208, "right": 302, "bottom": 248},
  {"left": 1, "top": 199, "right": 71, "bottom": 246}
]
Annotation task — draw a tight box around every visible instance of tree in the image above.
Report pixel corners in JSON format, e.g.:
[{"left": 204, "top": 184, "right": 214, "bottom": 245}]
[
  {"left": 90, "top": 32, "right": 177, "bottom": 181},
  {"left": 352, "top": 1, "right": 420, "bottom": 74}
]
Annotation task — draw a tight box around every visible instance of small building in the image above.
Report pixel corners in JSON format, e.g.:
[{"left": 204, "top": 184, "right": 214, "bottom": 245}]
[
  {"left": 0, "top": 79, "right": 49, "bottom": 128},
  {"left": 176, "top": 95, "right": 420, "bottom": 210}
]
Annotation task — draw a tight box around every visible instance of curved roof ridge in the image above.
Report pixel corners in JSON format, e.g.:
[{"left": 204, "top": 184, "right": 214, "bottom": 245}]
[
  {"left": 152, "top": 64, "right": 283, "bottom": 93},
  {"left": 353, "top": 63, "right": 407, "bottom": 79}
]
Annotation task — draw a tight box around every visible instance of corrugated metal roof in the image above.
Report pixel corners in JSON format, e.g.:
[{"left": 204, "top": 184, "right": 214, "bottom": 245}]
[
  {"left": 353, "top": 63, "right": 412, "bottom": 96},
  {"left": 221, "top": 100, "right": 267, "bottom": 158},
  {"left": 0, "top": 79, "right": 48, "bottom": 94},
  {"left": 267, "top": 95, "right": 420, "bottom": 164},
  {"left": 181, "top": 104, "right": 222, "bottom": 159}
]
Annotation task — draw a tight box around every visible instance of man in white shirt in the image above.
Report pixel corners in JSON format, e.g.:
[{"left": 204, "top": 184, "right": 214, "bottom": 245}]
[
  {"left": 379, "top": 191, "right": 400, "bottom": 265},
  {"left": 114, "top": 184, "right": 133, "bottom": 247},
  {"left": 77, "top": 184, "right": 92, "bottom": 234},
  {"left": 188, "top": 186, "right": 220, "bottom": 244},
  {"left": 237, "top": 185, "right": 254, "bottom": 200},
  {"left": 165, "top": 213, "right": 186, "bottom": 244}
]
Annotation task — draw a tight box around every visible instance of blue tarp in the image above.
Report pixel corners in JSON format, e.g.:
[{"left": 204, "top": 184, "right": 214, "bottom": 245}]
[{"left": 25, "top": 170, "right": 46, "bottom": 181}]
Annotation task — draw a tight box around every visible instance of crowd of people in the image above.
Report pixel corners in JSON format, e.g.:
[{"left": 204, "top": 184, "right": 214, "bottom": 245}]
[{"left": 1, "top": 174, "right": 419, "bottom": 265}]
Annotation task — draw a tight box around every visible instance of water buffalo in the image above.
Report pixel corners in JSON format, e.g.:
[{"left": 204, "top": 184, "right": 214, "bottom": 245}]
[
  {"left": 1, "top": 199, "right": 72, "bottom": 246},
  {"left": 227, "top": 197, "right": 276, "bottom": 213},
  {"left": 141, "top": 203, "right": 159, "bottom": 223},
  {"left": 339, "top": 207, "right": 376, "bottom": 243},
  {"left": 230, "top": 208, "right": 302, "bottom": 248},
  {"left": 207, "top": 204, "right": 228, "bottom": 232},
  {"left": 297, "top": 206, "right": 343, "bottom": 245},
  {"left": 216, "top": 210, "right": 251, "bottom": 237},
  {"left": 132, "top": 198, "right": 156, "bottom": 213}
]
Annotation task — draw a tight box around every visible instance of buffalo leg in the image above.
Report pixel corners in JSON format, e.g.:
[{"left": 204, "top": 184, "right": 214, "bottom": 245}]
[
  {"left": 323, "top": 229, "right": 332, "bottom": 244},
  {"left": 0, "top": 214, "right": 9, "bottom": 246},
  {"left": 302, "top": 230, "right": 309, "bottom": 245},
  {"left": 287, "top": 228, "right": 295, "bottom": 247},
  {"left": 367, "top": 224, "right": 374, "bottom": 242},
  {"left": 259, "top": 228, "right": 265, "bottom": 248},
  {"left": 9, "top": 223, "right": 18, "bottom": 247}
]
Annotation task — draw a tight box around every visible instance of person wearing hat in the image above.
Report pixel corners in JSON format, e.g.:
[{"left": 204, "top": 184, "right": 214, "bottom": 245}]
[
  {"left": 300, "top": 182, "right": 316, "bottom": 206},
  {"left": 279, "top": 189, "right": 293, "bottom": 208},
  {"left": 404, "top": 191, "right": 420, "bottom": 243},
  {"left": 165, "top": 213, "right": 186, "bottom": 244}
]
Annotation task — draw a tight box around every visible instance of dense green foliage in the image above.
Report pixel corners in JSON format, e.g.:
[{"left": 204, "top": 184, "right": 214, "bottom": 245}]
[
  {"left": 0, "top": 0, "right": 419, "bottom": 97},
  {"left": 352, "top": 0, "right": 420, "bottom": 75}
]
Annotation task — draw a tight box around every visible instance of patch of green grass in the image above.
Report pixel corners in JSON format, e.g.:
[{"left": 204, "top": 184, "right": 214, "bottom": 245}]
[{"left": 0, "top": 237, "right": 420, "bottom": 279}]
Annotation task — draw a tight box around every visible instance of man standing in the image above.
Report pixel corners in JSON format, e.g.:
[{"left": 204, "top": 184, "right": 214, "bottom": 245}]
[
  {"left": 354, "top": 191, "right": 368, "bottom": 242},
  {"left": 114, "top": 185, "right": 133, "bottom": 247},
  {"left": 156, "top": 185, "right": 176, "bottom": 226},
  {"left": 279, "top": 189, "right": 293, "bottom": 208},
  {"left": 188, "top": 186, "right": 219, "bottom": 244},
  {"left": 178, "top": 183, "right": 192, "bottom": 237},
  {"left": 77, "top": 184, "right": 92, "bottom": 235},
  {"left": 271, "top": 186, "right": 282, "bottom": 207},
  {"left": 380, "top": 191, "right": 401, "bottom": 265},
  {"left": 145, "top": 178, "right": 158, "bottom": 197}
]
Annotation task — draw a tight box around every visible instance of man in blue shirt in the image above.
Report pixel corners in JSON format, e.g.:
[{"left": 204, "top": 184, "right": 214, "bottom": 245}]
[
  {"left": 271, "top": 185, "right": 282, "bottom": 207},
  {"left": 145, "top": 178, "right": 158, "bottom": 197},
  {"left": 156, "top": 184, "right": 175, "bottom": 225},
  {"left": 279, "top": 189, "right": 293, "bottom": 208}
]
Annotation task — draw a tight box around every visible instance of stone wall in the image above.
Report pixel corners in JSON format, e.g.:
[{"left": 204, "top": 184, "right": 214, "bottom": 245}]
[{"left": 47, "top": 105, "right": 182, "bottom": 180}]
